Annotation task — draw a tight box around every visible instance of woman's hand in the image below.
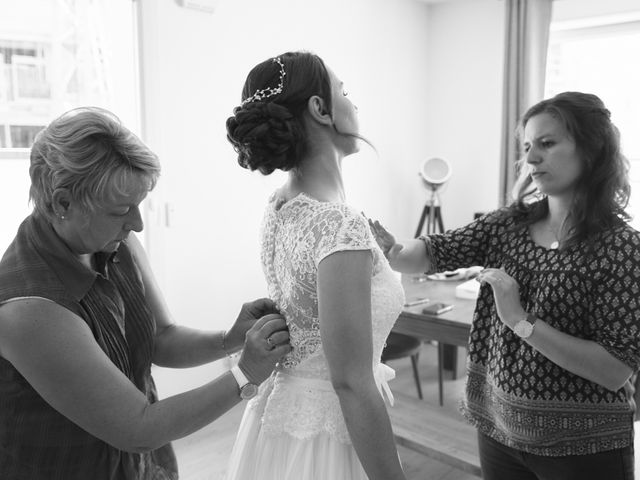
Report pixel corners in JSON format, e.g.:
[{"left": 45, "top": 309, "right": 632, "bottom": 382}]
[
  {"left": 224, "top": 298, "right": 281, "bottom": 353},
  {"left": 476, "top": 268, "right": 526, "bottom": 328},
  {"left": 367, "top": 219, "right": 403, "bottom": 261},
  {"left": 476, "top": 268, "right": 634, "bottom": 390},
  {"left": 237, "top": 313, "right": 291, "bottom": 385}
]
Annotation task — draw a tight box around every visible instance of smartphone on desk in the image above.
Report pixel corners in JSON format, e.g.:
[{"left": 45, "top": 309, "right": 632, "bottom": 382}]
[
  {"left": 404, "top": 296, "right": 430, "bottom": 307},
  {"left": 422, "top": 302, "right": 454, "bottom": 315}
]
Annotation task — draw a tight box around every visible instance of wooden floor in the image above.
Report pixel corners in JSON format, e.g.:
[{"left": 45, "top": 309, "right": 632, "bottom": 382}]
[{"left": 170, "top": 342, "right": 640, "bottom": 479}]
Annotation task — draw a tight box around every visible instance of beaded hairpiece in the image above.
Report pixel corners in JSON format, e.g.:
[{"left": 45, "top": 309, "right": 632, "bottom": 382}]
[{"left": 241, "top": 57, "right": 286, "bottom": 106}]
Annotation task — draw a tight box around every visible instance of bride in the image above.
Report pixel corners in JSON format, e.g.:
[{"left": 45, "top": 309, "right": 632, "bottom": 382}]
[{"left": 224, "top": 50, "right": 407, "bottom": 480}]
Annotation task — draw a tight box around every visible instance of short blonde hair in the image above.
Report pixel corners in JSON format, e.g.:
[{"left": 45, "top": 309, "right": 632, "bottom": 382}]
[{"left": 29, "top": 107, "right": 160, "bottom": 219}]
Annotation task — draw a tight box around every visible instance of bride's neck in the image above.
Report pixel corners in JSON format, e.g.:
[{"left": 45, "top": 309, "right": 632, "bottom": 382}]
[{"left": 285, "top": 154, "right": 345, "bottom": 203}]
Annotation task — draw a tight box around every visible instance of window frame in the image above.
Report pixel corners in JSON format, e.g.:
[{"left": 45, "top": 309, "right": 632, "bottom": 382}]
[{"left": 546, "top": 14, "right": 640, "bottom": 228}]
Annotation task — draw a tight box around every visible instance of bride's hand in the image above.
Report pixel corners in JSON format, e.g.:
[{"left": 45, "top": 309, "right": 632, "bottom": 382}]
[{"left": 367, "top": 218, "right": 403, "bottom": 261}]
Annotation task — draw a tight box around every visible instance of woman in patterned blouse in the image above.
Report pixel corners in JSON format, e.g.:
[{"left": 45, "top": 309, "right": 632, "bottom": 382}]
[{"left": 371, "top": 91, "right": 640, "bottom": 480}]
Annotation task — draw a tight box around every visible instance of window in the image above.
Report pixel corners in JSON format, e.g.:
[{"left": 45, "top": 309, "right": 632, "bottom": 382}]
[
  {"left": 11, "top": 125, "right": 44, "bottom": 147},
  {"left": 545, "top": 14, "right": 640, "bottom": 229},
  {"left": 1, "top": 41, "right": 51, "bottom": 101},
  {"left": 0, "top": 0, "right": 140, "bottom": 251}
]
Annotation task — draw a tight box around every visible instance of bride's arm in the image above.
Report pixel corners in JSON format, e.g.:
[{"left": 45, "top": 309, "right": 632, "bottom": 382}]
[{"left": 318, "top": 250, "right": 406, "bottom": 480}]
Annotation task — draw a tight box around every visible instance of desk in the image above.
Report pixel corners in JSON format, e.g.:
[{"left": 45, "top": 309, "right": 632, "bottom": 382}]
[{"left": 392, "top": 277, "right": 476, "bottom": 404}]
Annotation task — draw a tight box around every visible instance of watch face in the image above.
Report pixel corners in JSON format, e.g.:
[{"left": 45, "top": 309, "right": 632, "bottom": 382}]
[
  {"left": 240, "top": 383, "right": 259, "bottom": 400},
  {"left": 514, "top": 320, "right": 534, "bottom": 339}
]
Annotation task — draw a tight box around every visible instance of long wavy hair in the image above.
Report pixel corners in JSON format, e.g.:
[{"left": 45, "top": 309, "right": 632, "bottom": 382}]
[{"left": 506, "top": 91, "right": 630, "bottom": 247}]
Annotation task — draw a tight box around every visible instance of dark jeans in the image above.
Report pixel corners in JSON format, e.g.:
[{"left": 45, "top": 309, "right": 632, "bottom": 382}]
[{"left": 478, "top": 431, "right": 635, "bottom": 480}]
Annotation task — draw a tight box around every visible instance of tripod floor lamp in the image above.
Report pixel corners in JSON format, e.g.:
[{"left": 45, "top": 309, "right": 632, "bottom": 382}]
[{"left": 415, "top": 157, "right": 452, "bottom": 238}]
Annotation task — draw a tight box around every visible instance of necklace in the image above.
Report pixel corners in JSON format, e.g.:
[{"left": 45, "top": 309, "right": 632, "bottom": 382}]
[
  {"left": 547, "top": 225, "right": 561, "bottom": 250},
  {"left": 547, "top": 217, "right": 568, "bottom": 250}
]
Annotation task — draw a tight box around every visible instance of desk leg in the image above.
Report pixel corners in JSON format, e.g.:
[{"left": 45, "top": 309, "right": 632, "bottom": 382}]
[
  {"left": 443, "top": 344, "right": 466, "bottom": 379},
  {"left": 437, "top": 342, "right": 444, "bottom": 406}
]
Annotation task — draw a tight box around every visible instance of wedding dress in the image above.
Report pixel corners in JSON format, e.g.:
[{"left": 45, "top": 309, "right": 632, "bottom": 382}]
[{"left": 224, "top": 192, "right": 404, "bottom": 480}]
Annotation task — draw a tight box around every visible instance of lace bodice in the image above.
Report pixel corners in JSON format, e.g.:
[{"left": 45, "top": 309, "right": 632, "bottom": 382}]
[{"left": 254, "top": 192, "right": 405, "bottom": 443}]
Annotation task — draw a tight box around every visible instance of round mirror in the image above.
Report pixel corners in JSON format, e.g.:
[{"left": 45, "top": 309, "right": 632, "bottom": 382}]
[{"left": 420, "top": 157, "right": 451, "bottom": 189}]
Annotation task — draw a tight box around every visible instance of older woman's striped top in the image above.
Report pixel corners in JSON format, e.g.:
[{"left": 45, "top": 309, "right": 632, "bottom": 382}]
[{"left": 0, "top": 214, "right": 177, "bottom": 479}]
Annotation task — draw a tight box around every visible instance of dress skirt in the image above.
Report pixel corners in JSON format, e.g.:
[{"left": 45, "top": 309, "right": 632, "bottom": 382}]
[{"left": 222, "top": 370, "right": 381, "bottom": 480}]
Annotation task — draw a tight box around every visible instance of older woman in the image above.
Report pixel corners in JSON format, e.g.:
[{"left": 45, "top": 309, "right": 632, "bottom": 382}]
[{"left": 0, "top": 107, "right": 290, "bottom": 480}]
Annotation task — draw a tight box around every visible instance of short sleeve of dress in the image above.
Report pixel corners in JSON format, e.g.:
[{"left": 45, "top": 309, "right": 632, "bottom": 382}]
[
  {"left": 312, "top": 205, "right": 373, "bottom": 268},
  {"left": 590, "top": 227, "right": 640, "bottom": 370}
]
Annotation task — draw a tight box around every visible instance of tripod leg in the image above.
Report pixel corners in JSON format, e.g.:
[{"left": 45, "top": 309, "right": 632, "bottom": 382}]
[
  {"left": 435, "top": 206, "right": 445, "bottom": 233},
  {"left": 427, "top": 203, "right": 436, "bottom": 235},
  {"left": 414, "top": 205, "right": 429, "bottom": 238}
]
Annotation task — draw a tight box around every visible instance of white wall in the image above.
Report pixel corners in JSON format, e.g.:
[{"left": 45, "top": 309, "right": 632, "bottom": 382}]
[
  {"left": 138, "top": 0, "right": 435, "bottom": 393},
  {"left": 422, "top": 0, "right": 505, "bottom": 229},
  {"left": 139, "top": 0, "right": 637, "bottom": 395},
  {"left": 418, "top": 0, "right": 640, "bottom": 230},
  {"left": 140, "top": 0, "right": 434, "bottom": 323}
]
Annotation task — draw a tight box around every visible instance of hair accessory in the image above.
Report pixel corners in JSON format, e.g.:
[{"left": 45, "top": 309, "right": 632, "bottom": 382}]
[{"left": 241, "top": 57, "right": 286, "bottom": 106}]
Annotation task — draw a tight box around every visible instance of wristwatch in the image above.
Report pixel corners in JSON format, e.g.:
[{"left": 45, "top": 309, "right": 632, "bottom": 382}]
[
  {"left": 230, "top": 365, "right": 258, "bottom": 400},
  {"left": 513, "top": 313, "right": 537, "bottom": 339}
]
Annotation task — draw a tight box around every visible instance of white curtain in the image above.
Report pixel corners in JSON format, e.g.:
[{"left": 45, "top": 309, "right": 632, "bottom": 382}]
[{"left": 499, "top": 0, "right": 553, "bottom": 205}]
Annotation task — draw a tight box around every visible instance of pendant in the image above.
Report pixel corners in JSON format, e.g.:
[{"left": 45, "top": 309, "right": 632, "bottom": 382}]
[{"left": 550, "top": 241, "right": 559, "bottom": 250}]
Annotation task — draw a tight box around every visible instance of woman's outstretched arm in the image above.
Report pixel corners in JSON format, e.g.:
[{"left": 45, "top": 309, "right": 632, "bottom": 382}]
[{"left": 368, "top": 219, "right": 431, "bottom": 274}]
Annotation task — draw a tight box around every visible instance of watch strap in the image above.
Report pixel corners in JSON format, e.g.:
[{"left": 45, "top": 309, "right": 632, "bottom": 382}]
[{"left": 230, "top": 365, "right": 249, "bottom": 389}]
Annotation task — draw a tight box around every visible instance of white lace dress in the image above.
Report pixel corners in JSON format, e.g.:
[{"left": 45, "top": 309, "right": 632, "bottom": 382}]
[{"left": 223, "top": 192, "right": 405, "bottom": 480}]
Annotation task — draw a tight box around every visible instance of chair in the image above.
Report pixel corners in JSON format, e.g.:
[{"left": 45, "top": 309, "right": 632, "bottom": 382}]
[{"left": 382, "top": 332, "right": 423, "bottom": 399}]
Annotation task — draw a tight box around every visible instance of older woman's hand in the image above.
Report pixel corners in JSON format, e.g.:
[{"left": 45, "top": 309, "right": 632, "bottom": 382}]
[
  {"left": 225, "top": 298, "right": 281, "bottom": 352},
  {"left": 476, "top": 268, "right": 526, "bottom": 329},
  {"left": 237, "top": 313, "right": 291, "bottom": 385}
]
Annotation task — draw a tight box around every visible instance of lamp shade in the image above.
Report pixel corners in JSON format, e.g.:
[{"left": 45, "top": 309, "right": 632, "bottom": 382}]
[{"left": 420, "top": 157, "right": 451, "bottom": 189}]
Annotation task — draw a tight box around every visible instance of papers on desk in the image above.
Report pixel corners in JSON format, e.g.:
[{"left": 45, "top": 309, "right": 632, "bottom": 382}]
[
  {"left": 427, "top": 266, "right": 483, "bottom": 282},
  {"left": 455, "top": 278, "right": 481, "bottom": 299}
]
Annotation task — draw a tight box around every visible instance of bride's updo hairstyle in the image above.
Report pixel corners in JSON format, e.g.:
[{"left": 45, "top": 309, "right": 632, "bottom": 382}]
[{"left": 226, "top": 51, "right": 332, "bottom": 175}]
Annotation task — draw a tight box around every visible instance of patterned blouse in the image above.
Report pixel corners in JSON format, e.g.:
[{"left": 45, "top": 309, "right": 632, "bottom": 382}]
[{"left": 422, "top": 208, "right": 640, "bottom": 456}]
